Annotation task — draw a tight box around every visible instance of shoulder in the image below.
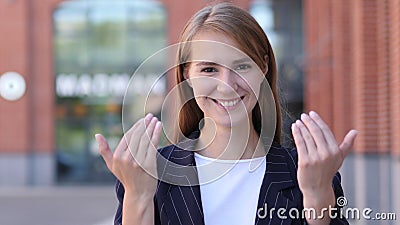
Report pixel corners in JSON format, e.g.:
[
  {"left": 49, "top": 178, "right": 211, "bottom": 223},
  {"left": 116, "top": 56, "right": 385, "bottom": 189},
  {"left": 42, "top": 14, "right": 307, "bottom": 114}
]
[
  {"left": 156, "top": 130, "right": 199, "bottom": 165},
  {"left": 267, "top": 144, "right": 299, "bottom": 178},
  {"left": 268, "top": 144, "right": 299, "bottom": 165},
  {"left": 157, "top": 143, "right": 193, "bottom": 165},
  {"left": 157, "top": 144, "right": 176, "bottom": 160}
]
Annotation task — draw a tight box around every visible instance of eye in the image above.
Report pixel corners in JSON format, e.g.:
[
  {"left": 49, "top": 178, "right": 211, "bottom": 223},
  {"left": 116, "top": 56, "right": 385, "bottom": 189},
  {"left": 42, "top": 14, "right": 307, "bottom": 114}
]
[
  {"left": 200, "top": 67, "right": 218, "bottom": 73},
  {"left": 235, "top": 64, "right": 251, "bottom": 71}
]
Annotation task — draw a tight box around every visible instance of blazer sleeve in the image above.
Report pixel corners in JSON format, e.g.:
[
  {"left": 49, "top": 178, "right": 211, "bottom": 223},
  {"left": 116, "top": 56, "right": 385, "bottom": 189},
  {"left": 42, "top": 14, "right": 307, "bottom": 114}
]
[
  {"left": 114, "top": 179, "right": 161, "bottom": 225},
  {"left": 329, "top": 172, "right": 349, "bottom": 225}
]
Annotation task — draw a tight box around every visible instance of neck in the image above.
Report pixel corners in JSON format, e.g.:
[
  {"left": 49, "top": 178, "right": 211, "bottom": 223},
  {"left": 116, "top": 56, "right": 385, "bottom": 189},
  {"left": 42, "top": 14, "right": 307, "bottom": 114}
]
[{"left": 196, "top": 117, "right": 265, "bottom": 160}]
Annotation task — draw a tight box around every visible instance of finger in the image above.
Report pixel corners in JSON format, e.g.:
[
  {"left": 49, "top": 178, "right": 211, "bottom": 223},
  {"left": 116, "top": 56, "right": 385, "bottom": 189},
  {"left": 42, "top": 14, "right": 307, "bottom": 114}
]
[
  {"left": 144, "top": 113, "right": 154, "bottom": 126},
  {"left": 113, "top": 135, "right": 129, "bottom": 164},
  {"left": 127, "top": 115, "right": 154, "bottom": 157},
  {"left": 95, "top": 134, "right": 113, "bottom": 170},
  {"left": 136, "top": 117, "right": 158, "bottom": 162},
  {"left": 147, "top": 121, "right": 162, "bottom": 160},
  {"left": 309, "top": 111, "right": 338, "bottom": 152},
  {"left": 296, "top": 120, "right": 318, "bottom": 159},
  {"left": 301, "top": 113, "right": 330, "bottom": 158},
  {"left": 144, "top": 121, "right": 162, "bottom": 172},
  {"left": 151, "top": 121, "right": 163, "bottom": 148},
  {"left": 125, "top": 113, "right": 153, "bottom": 144},
  {"left": 291, "top": 123, "right": 308, "bottom": 162},
  {"left": 339, "top": 129, "right": 358, "bottom": 158}
]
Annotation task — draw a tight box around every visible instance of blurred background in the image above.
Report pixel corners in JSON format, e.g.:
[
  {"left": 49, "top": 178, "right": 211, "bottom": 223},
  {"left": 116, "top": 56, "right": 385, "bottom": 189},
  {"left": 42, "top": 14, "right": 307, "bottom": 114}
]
[{"left": 0, "top": 0, "right": 398, "bottom": 224}]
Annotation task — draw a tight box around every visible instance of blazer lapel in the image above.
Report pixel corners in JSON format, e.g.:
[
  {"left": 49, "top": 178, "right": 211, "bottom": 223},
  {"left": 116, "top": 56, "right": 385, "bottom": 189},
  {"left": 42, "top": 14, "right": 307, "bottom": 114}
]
[
  {"left": 157, "top": 131, "right": 205, "bottom": 225},
  {"left": 163, "top": 182, "right": 204, "bottom": 225},
  {"left": 255, "top": 145, "right": 299, "bottom": 225}
]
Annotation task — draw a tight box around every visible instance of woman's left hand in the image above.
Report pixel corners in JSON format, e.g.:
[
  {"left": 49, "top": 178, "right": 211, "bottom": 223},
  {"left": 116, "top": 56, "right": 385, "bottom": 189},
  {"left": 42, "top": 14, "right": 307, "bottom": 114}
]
[{"left": 291, "top": 111, "right": 358, "bottom": 203}]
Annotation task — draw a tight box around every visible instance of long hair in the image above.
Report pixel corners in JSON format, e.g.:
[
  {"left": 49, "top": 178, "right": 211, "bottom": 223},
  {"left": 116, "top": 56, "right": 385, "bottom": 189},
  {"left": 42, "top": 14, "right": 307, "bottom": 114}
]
[{"left": 174, "top": 3, "right": 282, "bottom": 144}]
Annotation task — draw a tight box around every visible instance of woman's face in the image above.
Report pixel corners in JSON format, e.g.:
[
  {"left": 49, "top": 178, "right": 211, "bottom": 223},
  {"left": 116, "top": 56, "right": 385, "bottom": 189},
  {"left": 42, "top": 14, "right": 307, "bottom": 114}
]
[{"left": 185, "top": 31, "right": 265, "bottom": 128}]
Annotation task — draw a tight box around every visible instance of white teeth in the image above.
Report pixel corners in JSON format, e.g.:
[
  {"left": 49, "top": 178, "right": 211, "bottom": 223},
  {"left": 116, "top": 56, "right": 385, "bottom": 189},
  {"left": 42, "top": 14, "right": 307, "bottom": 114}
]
[{"left": 217, "top": 98, "right": 240, "bottom": 107}]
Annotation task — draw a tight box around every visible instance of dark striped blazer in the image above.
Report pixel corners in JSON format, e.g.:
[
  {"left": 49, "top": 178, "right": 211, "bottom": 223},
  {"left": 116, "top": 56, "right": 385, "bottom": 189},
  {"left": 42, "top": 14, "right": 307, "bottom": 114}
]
[{"left": 114, "top": 131, "right": 349, "bottom": 225}]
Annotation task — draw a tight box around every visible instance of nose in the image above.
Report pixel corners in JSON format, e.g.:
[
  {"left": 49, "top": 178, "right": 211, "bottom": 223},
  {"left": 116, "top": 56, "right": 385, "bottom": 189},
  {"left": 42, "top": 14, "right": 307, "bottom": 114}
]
[{"left": 216, "top": 68, "right": 238, "bottom": 94}]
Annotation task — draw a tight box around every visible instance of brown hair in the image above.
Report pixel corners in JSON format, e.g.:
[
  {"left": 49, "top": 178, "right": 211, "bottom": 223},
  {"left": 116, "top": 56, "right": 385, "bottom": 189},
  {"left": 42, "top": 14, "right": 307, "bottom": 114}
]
[{"left": 174, "top": 3, "right": 282, "bottom": 144}]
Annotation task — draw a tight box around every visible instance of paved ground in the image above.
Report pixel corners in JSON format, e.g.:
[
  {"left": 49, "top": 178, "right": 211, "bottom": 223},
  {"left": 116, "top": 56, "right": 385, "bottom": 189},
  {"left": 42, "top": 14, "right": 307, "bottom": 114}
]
[{"left": 0, "top": 186, "right": 116, "bottom": 225}]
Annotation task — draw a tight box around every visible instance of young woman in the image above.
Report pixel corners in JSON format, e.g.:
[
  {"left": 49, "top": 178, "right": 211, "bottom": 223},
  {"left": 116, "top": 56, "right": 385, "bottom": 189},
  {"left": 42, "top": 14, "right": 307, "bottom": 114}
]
[{"left": 95, "top": 3, "right": 357, "bottom": 225}]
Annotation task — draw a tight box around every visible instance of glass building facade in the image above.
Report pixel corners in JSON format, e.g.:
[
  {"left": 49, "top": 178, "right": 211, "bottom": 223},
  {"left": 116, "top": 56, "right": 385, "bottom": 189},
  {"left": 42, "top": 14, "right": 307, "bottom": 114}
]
[{"left": 53, "top": 0, "right": 167, "bottom": 183}]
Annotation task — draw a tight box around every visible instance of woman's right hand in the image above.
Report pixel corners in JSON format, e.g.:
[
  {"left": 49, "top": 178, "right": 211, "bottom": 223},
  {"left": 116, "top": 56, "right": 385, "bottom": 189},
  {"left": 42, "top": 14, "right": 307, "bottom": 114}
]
[{"left": 95, "top": 113, "right": 162, "bottom": 201}]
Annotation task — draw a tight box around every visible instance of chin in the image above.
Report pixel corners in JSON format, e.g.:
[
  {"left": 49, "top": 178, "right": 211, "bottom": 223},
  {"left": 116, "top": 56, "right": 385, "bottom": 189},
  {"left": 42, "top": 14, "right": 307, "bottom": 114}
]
[{"left": 214, "top": 113, "right": 252, "bottom": 129}]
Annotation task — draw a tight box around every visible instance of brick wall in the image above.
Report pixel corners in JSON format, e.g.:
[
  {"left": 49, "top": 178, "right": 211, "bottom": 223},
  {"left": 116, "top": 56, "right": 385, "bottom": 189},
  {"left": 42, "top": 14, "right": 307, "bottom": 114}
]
[
  {"left": 304, "top": 0, "right": 400, "bottom": 155},
  {"left": 389, "top": 0, "right": 400, "bottom": 155},
  {"left": 0, "top": 0, "right": 65, "bottom": 154},
  {"left": 0, "top": 0, "right": 30, "bottom": 153}
]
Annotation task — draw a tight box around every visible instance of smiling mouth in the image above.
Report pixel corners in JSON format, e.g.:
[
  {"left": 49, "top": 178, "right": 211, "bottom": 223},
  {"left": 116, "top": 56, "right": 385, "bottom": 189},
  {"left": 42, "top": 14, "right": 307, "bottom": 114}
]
[{"left": 209, "top": 96, "right": 245, "bottom": 108}]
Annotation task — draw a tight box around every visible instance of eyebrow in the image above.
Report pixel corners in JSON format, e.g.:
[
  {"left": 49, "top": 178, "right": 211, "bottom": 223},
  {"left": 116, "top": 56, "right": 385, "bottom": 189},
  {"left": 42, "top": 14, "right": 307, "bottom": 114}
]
[
  {"left": 232, "top": 58, "right": 252, "bottom": 64},
  {"left": 195, "top": 61, "right": 218, "bottom": 67},
  {"left": 194, "top": 58, "right": 252, "bottom": 67}
]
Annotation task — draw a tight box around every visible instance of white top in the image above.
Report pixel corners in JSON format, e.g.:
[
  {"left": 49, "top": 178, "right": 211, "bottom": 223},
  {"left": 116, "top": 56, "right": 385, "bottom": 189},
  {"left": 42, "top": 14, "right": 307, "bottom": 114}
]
[{"left": 194, "top": 153, "right": 266, "bottom": 225}]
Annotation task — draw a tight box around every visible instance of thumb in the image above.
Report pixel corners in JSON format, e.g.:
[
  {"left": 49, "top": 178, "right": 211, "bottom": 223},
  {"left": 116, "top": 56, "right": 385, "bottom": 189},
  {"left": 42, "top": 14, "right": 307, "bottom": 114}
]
[
  {"left": 95, "top": 134, "right": 113, "bottom": 170},
  {"left": 339, "top": 129, "right": 358, "bottom": 158}
]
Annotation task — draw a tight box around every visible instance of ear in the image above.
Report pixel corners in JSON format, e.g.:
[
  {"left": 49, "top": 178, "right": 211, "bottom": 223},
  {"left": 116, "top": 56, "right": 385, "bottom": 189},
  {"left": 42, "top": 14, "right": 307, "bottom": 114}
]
[{"left": 264, "top": 54, "right": 269, "bottom": 74}]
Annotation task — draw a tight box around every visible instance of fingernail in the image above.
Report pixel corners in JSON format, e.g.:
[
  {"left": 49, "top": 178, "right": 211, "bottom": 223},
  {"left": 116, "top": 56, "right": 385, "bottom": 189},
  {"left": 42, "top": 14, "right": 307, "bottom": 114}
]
[
  {"left": 310, "top": 111, "right": 317, "bottom": 117},
  {"left": 145, "top": 113, "right": 153, "bottom": 120},
  {"left": 301, "top": 113, "right": 307, "bottom": 120},
  {"left": 94, "top": 134, "right": 102, "bottom": 147}
]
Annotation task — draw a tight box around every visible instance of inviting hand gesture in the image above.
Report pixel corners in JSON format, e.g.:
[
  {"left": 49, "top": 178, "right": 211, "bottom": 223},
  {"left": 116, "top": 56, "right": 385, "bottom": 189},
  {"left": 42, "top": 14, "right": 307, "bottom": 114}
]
[
  {"left": 291, "top": 111, "right": 357, "bottom": 224},
  {"left": 95, "top": 113, "right": 162, "bottom": 199}
]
